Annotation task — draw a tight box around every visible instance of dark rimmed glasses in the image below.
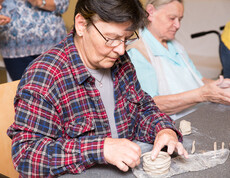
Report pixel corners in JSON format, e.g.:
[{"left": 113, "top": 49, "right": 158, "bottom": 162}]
[{"left": 89, "top": 19, "right": 139, "bottom": 47}]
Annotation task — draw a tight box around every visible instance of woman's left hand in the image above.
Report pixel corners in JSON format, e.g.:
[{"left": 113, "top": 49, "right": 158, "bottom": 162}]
[{"left": 151, "top": 129, "right": 188, "bottom": 160}]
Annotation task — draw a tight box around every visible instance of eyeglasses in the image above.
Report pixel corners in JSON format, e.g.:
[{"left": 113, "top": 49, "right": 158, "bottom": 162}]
[{"left": 89, "top": 19, "right": 139, "bottom": 47}]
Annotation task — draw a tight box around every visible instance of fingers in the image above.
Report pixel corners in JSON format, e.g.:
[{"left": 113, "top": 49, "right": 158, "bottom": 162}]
[
  {"left": 151, "top": 140, "right": 164, "bottom": 160},
  {"left": 201, "top": 80, "right": 230, "bottom": 105},
  {"left": 152, "top": 129, "right": 188, "bottom": 160},
  {"left": 217, "top": 75, "right": 224, "bottom": 85},
  {"left": 218, "top": 78, "right": 230, "bottom": 88},
  {"left": 104, "top": 138, "right": 141, "bottom": 172},
  {"left": 166, "top": 139, "right": 188, "bottom": 157},
  {"left": 167, "top": 141, "right": 175, "bottom": 155},
  {"left": 116, "top": 156, "right": 141, "bottom": 172},
  {"left": 116, "top": 161, "right": 129, "bottom": 172},
  {"left": 174, "top": 142, "right": 189, "bottom": 158},
  {"left": 122, "top": 153, "right": 141, "bottom": 169},
  {"left": 151, "top": 129, "right": 176, "bottom": 160}
]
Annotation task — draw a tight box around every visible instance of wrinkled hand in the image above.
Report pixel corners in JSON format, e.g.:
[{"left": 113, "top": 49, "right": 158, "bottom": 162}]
[
  {"left": 151, "top": 129, "right": 188, "bottom": 160},
  {"left": 104, "top": 138, "right": 141, "bottom": 172},
  {"left": 217, "top": 75, "right": 230, "bottom": 89},
  {"left": 0, "top": 15, "right": 10, "bottom": 25},
  {"left": 200, "top": 76, "right": 230, "bottom": 105}
]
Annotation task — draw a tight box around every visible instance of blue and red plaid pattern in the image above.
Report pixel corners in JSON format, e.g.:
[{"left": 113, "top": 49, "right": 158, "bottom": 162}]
[{"left": 7, "top": 31, "right": 182, "bottom": 177}]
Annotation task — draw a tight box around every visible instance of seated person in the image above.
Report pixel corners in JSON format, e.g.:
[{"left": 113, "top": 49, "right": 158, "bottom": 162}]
[
  {"left": 7, "top": 0, "right": 188, "bottom": 177},
  {"left": 220, "top": 21, "right": 230, "bottom": 78},
  {"left": 127, "top": 0, "right": 230, "bottom": 120}
]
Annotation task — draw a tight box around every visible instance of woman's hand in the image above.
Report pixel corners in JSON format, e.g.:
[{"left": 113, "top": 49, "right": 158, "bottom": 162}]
[
  {"left": 104, "top": 138, "right": 141, "bottom": 172},
  {"left": 200, "top": 76, "right": 230, "bottom": 105},
  {"left": 0, "top": 15, "right": 10, "bottom": 25},
  {"left": 151, "top": 129, "right": 188, "bottom": 160}
]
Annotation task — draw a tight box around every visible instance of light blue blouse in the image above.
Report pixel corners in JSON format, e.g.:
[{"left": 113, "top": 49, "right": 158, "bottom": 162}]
[
  {"left": 127, "top": 28, "right": 203, "bottom": 97},
  {"left": 0, "top": 0, "right": 69, "bottom": 58}
]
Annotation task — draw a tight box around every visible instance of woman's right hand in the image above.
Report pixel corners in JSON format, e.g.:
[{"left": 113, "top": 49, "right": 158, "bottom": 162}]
[
  {"left": 200, "top": 77, "right": 230, "bottom": 105},
  {"left": 104, "top": 138, "right": 141, "bottom": 172},
  {"left": 0, "top": 15, "right": 11, "bottom": 25}
]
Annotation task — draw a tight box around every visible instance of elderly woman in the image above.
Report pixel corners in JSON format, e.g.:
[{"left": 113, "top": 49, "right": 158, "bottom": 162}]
[
  {"left": 127, "top": 0, "right": 230, "bottom": 120},
  {"left": 7, "top": 0, "right": 188, "bottom": 177},
  {"left": 0, "top": 0, "right": 69, "bottom": 81}
]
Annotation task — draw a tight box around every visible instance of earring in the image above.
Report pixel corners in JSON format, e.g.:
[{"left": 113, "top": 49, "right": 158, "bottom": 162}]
[{"left": 77, "top": 31, "right": 82, "bottom": 36}]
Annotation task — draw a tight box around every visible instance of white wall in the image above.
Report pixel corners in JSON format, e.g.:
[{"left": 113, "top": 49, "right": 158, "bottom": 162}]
[{"left": 176, "top": 0, "right": 230, "bottom": 79}]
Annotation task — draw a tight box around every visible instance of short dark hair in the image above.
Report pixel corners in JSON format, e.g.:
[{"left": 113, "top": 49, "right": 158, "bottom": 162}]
[{"left": 73, "top": 0, "right": 148, "bottom": 35}]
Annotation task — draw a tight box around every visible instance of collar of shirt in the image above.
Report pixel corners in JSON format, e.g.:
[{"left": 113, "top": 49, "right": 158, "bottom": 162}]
[
  {"left": 65, "top": 30, "right": 125, "bottom": 86},
  {"left": 141, "top": 27, "right": 181, "bottom": 65},
  {"left": 65, "top": 31, "right": 93, "bottom": 85}
]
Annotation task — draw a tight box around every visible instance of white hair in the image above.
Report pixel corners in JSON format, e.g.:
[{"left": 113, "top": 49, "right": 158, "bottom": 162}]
[{"left": 145, "top": 0, "right": 183, "bottom": 9}]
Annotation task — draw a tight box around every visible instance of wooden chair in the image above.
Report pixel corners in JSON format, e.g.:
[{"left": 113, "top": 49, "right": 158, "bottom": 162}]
[{"left": 0, "top": 80, "right": 20, "bottom": 178}]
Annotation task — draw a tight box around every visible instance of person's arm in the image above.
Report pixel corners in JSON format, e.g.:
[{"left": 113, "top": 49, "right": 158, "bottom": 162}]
[
  {"left": 103, "top": 55, "right": 188, "bottom": 172},
  {"left": 154, "top": 77, "right": 230, "bottom": 115},
  {"left": 128, "top": 54, "right": 187, "bottom": 159},
  {"left": 7, "top": 88, "right": 106, "bottom": 177},
  {"left": 153, "top": 88, "right": 203, "bottom": 115}
]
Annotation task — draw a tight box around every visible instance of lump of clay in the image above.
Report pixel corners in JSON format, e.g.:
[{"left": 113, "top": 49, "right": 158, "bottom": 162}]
[
  {"left": 142, "top": 151, "right": 171, "bottom": 176},
  {"left": 179, "top": 120, "right": 191, "bottom": 136}
]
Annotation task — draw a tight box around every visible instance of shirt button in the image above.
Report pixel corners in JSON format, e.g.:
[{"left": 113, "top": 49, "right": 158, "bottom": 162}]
[
  {"left": 103, "top": 122, "right": 109, "bottom": 128},
  {"left": 92, "top": 96, "right": 100, "bottom": 101}
]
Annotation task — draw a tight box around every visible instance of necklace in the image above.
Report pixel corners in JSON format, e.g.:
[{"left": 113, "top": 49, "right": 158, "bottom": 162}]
[
  {"left": 95, "top": 72, "right": 105, "bottom": 88},
  {"left": 92, "top": 69, "right": 105, "bottom": 88}
]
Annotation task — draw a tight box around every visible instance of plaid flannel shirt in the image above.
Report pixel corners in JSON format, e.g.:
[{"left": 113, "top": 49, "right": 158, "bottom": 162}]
[{"left": 7, "top": 31, "right": 182, "bottom": 177}]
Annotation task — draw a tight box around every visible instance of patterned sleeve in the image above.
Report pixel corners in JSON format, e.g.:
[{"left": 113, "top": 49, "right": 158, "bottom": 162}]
[
  {"left": 125, "top": 55, "right": 183, "bottom": 143},
  {"left": 54, "top": 0, "right": 70, "bottom": 14},
  {"left": 7, "top": 88, "right": 106, "bottom": 177}
]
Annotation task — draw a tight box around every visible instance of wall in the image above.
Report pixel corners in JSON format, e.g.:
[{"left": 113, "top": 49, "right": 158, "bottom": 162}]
[
  {"left": 176, "top": 0, "right": 230, "bottom": 79},
  {"left": 62, "top": 0, "right": 78, "bottom": 32}
]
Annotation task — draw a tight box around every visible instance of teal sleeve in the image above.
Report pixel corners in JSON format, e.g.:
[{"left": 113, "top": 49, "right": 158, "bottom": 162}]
[{"left": 127, "top": 48, "right": 159, "bottom": 97}]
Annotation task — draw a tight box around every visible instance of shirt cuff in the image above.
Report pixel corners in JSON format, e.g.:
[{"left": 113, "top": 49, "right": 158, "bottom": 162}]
[{"left": 80, "top": 135, "right": 107, "bottom": 167}]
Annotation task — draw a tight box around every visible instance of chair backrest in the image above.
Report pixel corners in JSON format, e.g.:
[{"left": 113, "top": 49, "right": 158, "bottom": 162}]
[{"left": 0, "top": 80, "right": 20, "bottom": 178}]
